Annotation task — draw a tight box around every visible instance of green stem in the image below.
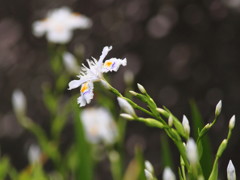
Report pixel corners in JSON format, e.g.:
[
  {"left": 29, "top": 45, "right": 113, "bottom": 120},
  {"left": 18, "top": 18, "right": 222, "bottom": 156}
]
[{"left": 104, "top": 80, "right": 154, "bottom": 116}]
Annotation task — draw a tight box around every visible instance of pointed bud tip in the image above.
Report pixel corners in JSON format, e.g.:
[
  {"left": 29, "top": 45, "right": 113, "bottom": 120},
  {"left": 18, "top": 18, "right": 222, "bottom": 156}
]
[
  {"left": 215, "top": 100, "right": 222, "bottom": 116},
  {"left": 168, "top": 116, "right": 173, "bottom": 127},
  {"left": 120, "top": 113, "right": 134, "bottom": 120},
  {"left": 182, "top": 115, "right": 190, "bottom": 136},
  {"left": 229, "top": 115, "right": 236, "bottom": 130},
  {"left": 129, "top": 90, "right": 138, "bottom": 96},
  {"left": 156, "top": 108, "right": 165, "bottom": 113},
  {"left": 137, "top": 83, "right": 146, "bottom": 94},
  {"left": 227, "top": 160, "right": 236, "bottom": 180},
  {"left": 117, "top": 97, "right": 135, "bottom": 116}
]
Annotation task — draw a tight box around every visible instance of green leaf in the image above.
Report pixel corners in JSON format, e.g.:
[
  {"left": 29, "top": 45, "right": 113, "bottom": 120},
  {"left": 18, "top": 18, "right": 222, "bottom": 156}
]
[
  {"left": 178, "top": 167, "right": 184, "bottom": 180},
  {"left": 109, "top": 151, "right": 122, "bottom": 180},
  {"left": 135, "top": 147, "right": 146, "bottom": 180},
  {"left": 56, "top": 73, "right": 69, "bottom": 92},
  {"left": 0, "top": 157, "right": 10, "bottom": 179},
  {"left": 42, "top": 84, "right": 58, "bottom": 114},
  {"left": 160, "top": 134, "right": 173, "bottom": 168},
  {"left": 190, "top": 100, "right": 213, "bottom": 178},
  {"left": 73, "top": 104, "right": 94, "bottom": 180}
]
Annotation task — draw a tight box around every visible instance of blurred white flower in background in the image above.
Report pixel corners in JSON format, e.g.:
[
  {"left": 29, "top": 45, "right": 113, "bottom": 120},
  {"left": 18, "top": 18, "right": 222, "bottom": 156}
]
[
  {"left": 63, "top": 52, "right": 80, "bottom": 74},
  {"left": 68, "top": 46, "right": 127, "bottom": 107},
  {"left": 123, "top": 70, "right": 134, "bottom": 86},
  {"left": 32, "top": 7, "right": 92, "bottom": 43},
  {"left": 80, "top": 107, "right": 118, "bottom": 144},
  {"left": 222, "top": 0, "right": 240, "bottom": 9}
]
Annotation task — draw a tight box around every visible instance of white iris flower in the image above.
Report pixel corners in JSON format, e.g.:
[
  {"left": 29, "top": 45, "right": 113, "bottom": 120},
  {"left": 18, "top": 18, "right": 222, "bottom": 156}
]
[
  {"left": 68, "top": 46, "right": 127, "bottom": 107},
  {"left": 80, "top": 107, "right": 118, "bottom": 144},
  {"left": 32, "top": 7, "right": 92, "bottom": 43}
]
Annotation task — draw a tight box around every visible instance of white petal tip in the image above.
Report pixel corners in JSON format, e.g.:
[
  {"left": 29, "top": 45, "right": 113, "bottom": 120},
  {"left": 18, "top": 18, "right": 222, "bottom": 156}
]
[{"left": 122, "top": 58, "right": 127, "bottom": 66}]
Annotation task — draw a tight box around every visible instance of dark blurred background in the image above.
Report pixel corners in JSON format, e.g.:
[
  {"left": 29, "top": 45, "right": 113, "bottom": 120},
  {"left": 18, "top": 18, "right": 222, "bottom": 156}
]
[{"left": 0, "top": 0, "right": 240, "bottom": 179}]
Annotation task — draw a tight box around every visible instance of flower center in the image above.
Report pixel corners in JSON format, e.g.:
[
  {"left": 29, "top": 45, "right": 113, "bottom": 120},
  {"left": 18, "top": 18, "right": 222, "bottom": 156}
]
[
  {"left": 54, "top": 25, "right": 64, "bottom": 32},
  {"left": 89, "top": 125, "right": 98, "bottom": 136}
]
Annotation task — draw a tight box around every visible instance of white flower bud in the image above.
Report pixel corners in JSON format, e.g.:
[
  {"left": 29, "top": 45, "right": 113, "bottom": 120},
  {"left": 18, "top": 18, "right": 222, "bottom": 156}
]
[
  {"left": 182, "top": 115, "right": 190, "bottom": 136},
  {"left": 145, "top": 160, "right": 154, "bottom": 174},
  {"left": 156, "top": 108, "right": 166, "bottom": 114},
  {"left": 63, "top": 52, "right": 80, "bottom": 74},
  {"left": 186, "top": 138, "right": 198, "bottom": 165},
  {"left": 145, "top": 169, "right": 154, "bottom": 180},
  {"left": 117, "top": 97, "right": 135, "bottom": 116},
  {"left": 168, "top": 115, "right": 173, "bottom": 127},
  {"left": 28, "top": 144, "right": 41, "bottom": 164},
  {"left": 120, "top": 113, "right": 134, "bottom": 120},
  {"left": 12, "top": 89, "right": 27, "bottom": 115},
  {"left": 204, "top": 123, "right": 211, "bottom": 129},
  {"left": 129, "top": 90, "right": 138, "bottom": 96},
  {"left": 163, "top": 167, "right": 176, "bottom": 180},
  {"left": 229, "top": 115, "right": 236, "bottom": 130},
  {"left": 215, "top": 100, "right": 222, "bottom": 116},
  {"left": 227, "top": 160, "right": 236, "bottom": 180},
  {"left": 137, "top": 83, "right": 146, "bottom": 94}
]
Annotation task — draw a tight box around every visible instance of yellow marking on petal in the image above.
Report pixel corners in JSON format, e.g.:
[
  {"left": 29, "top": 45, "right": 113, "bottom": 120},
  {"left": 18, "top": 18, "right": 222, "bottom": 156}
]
[
  {"left": 80, "top": 82, "right": 89, "bottom": 93},
  {"left": 72, "top": 12, "right": 81, "bottom": 16},
  {"left": 104, "top": 61, "right": 113, "bottom": 67},
  {"left": 89, "top": 125, "right": 98, "bottom": 136},
  {"left": 54, "top": 25, "right": 64, "bottom": 32},
  {"left": 41, "top": 18, "right": 48, "bottom": 22}
]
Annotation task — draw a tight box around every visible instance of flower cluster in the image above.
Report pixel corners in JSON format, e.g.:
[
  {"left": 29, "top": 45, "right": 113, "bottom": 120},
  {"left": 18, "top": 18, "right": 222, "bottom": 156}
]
[
  {"left": 32, "top": 7, "right": 92, "bottom": 43},
  {"left": 68, "top": 46, "right": 127, "bottom": 107}
]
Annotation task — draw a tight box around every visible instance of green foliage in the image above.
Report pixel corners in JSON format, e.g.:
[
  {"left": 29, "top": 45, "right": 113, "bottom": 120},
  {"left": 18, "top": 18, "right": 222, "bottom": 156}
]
[
  {"left": 9, "top": 44, "right": 236, "bottom": 180},
  {"left": 0, "top": 157, "right": 10, "bottom": 180},
  {"left": 160, "top": 135, "right": 174, "bottom": 168},
  {"left": 73, "top": 105, "right": 94, "bottom": 180},
  {"left": 190, "top": 100, "right": 213, "bottom": 178}
]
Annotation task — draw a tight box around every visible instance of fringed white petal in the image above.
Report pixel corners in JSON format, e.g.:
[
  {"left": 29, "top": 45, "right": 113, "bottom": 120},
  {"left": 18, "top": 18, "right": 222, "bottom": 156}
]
[
  {"left": 32, "top": 21, "right": 47, "bottom": 37},
  {"left": 69, "top": 14, "right": 92, "bottom": 29},
  {"left": 46, "top": 30, "right": 72, "bottom": 43},
  {"left": 68, "top": 75, "right": 95, "bottom": 90},
  {"left": 102, "top": 58, "right": 127, "bottom": 73},
  {"left": 77, "top": 81, "right": 94, "bottom": 107},
  {"left": 98, "top": 46, "right": 112, "bottom": 65},
  {"left": 68, "top": 79, "right": 82, "bottom": 90},
  {"left": 77, "top": 95, "right": 86, "bottom": 107}
]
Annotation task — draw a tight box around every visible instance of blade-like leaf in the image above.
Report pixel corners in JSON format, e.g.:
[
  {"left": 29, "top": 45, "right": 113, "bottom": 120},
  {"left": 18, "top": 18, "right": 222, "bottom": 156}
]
[{"left": 190, "top": 100, "right": 213, "bottom": 178}]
